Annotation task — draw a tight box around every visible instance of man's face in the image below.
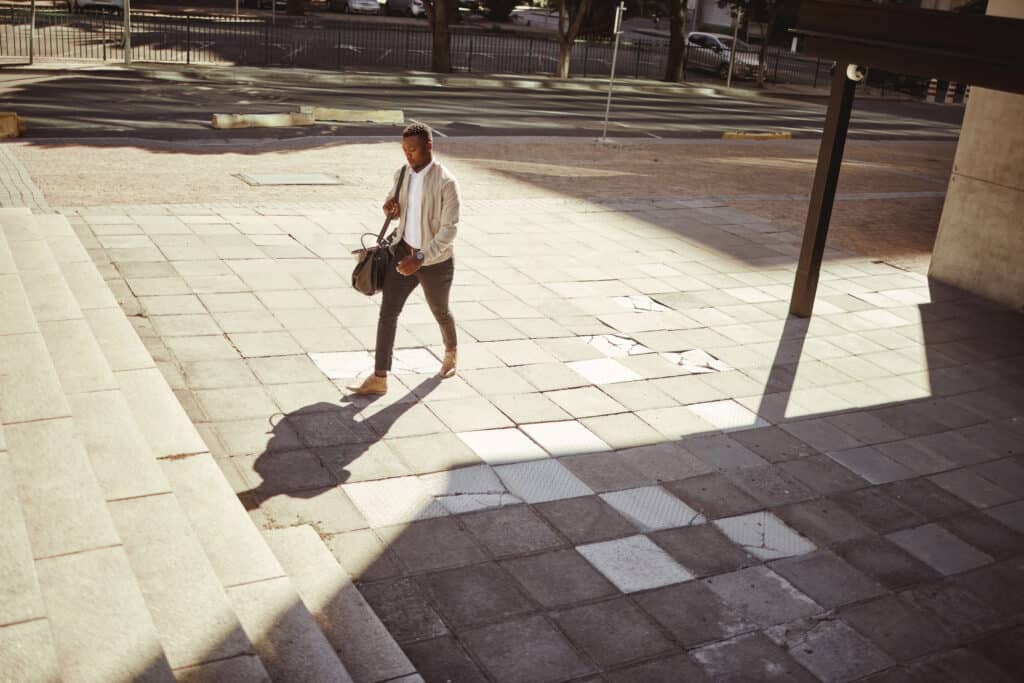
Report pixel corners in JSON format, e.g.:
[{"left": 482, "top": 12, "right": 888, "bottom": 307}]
[{"left": 402, "top": 134, "right": 432, "bottom": 171}]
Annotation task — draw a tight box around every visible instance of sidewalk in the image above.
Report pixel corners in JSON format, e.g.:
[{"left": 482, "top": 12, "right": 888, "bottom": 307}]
[{"left": 0, "top": 74, "right": 1022, "bottom": 682}]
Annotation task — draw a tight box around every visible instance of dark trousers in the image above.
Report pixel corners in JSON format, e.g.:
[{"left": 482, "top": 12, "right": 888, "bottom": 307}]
[{"left": 375, "top": 244, "right": 456, "bottom": 373}]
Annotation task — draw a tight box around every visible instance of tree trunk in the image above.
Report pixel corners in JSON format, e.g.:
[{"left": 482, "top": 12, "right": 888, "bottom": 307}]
[
  {"left": 663, "top": 0, "right": 686, "bottom": 82},
  {"left": 756, "top": 3, "right": 780, "bottom": 87},
  {"left": 557, "top": 42, "right": 572, "bottom": 78},
  {"left": 286, "top": 0, "right": 304, "bottom": 16},
  {"left": 555, "top": 0, "right": 593, "bottom": 80},
  {"left": 424, "top": 0, "right": 452, "bottom": 73}
]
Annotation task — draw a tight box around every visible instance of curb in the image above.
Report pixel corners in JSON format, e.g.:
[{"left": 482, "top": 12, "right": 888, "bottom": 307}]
[{"left": 721, "top": 130, "right": 792, "bottom": 140}]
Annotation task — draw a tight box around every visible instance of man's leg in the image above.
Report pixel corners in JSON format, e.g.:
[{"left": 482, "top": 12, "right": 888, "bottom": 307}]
[
  {"left": 418, "top": 257, "right": 457, "bottom": 377},
  {"left": 374, "top": 260, "right": 420, "bottom": 374}
]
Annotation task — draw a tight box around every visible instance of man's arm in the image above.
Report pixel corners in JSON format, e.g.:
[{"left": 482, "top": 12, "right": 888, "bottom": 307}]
[{"left": 423, "top": 176, "right": 460, "bottom": 261}]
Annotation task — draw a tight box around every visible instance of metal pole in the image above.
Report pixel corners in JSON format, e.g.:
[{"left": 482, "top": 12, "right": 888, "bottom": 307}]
[
  {"left": 600, "top": 2, "right": 625, "bottom": 141},
  {"left": 726, "top": 7, "right": 741, "bottom": 88},
  {"left": 29, "top": 0, "right": 35, "bottom": 65},
  {"left": 186, "top": 14, "right": 191, "bottom": 64},
  {"left": 236, "top": 0, "right": 239, "bottom": 17},
  {"left": 123, "top": 0, "right": 131, "bottom": 64},
  {"left": 789, "top": 63, "right": 860, "bottom": 318}
]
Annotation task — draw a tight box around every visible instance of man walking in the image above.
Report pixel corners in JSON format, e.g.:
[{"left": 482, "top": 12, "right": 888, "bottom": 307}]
[{"left": 349, "top": 123, "right": 460, "bottom": 395}]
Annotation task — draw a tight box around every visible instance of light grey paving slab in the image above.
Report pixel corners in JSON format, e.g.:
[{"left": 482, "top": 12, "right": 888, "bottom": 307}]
[
  {"left": 600, "top": 486, "right": 704, "bottom": 531},
  {"left": 457, "top": 428, "right": 548, "bottom": 465},
  {"left": 494, "top": 459, "right": 594, "bottom": 503},
  {"left": 109, "top": 494, "right": 252, "bottom": 670},
  {"left": 577, "top": 535, "right": 694, "bottom": 593},
  {"left": 6, "top": 418, "right": 120, "bottom": 560},
  {"left": 636, "top": 405, "right": 718, "bottom": 440},
  {"left": 309, "top": 351, "right": 375, "bottom": 380},
  {"left": 161, "top": 453, "right": 285, "bottom": 588},
  {"left": 567, "top": 358, "right": 644, "bottom": 385},
  {"left": 714, "top": 512, "right": 817, "bottom": 561},
  {"left": 69, "top": 391, "right": 171, "bottom": 501},
  {"left": 0, "top": 452, "right": 45, "bottom": 627},
  {"left": 84, "top": 306, "right": 157, "bottom": 372},
  {"left": 0, "top": 619, "right": 61, "bottom": 683},
  {"left": 118, "top": 368, "right": 210, "bottom": 458},
  {"left": 544, "top": 386, "right": 627, "bottom": 419},
  {"left": 138, "top": 294, "right": 206, "bottom": 316},
  {"left": 460, "top": 366, "right": 538, "bottom": 395},
  {"left": 343, "top": 476, "right": 449, "bottom": 528},
  {"left": 514, "top": 362, "right": 591, "bottom": 392},
  {"left": 0, "top": 333, "right": 71, "bottom": 424},
  {"left": 0, "top": 273, "right": 38, "bottom": 335},
  {"left": 705, "top": 566, "right": 822, "bottom": 628},
  {"left": 264, "top": 526, "right": 415, "bottom": 683},
  {"left": 928, "top": 469, "right": 1017, "bottom": 509},
  {"left": 35, "top": 319, "right": 114, "bottom": 394},
  {"left": 427, "top": 397, "right": 514, "bottom": 432},
  {"left": 485, "top": 339, "right": 558, "bottom": 366},
  {"left": 661, "top": 348, "right": 734, "bottom": 374},
  {"left": 585, "top": 333, "right": 654, "bottom": 358},
  {"left": 600, "top": 380, "right": 679, "bottom": 411},
  {"left": 37, "top": 546, "right": 175, "bottom": 683},
  {"left": 420, "top": 465, "right": 522, "bottom": 514},
  {"left": 490, "top": 393, "right": 572, "bottom": 424},
  {"left": 687, "top": 399, "right": 771, "bottom": 432},
  {"left": 20, "top": 269, "right": 82, "bottom": 322},
  {"left": 164, "top": 334, "right": 241, "bottom": 362},
  {"left": 228, "top": 331, "right": 303, "bottom": 359},
  {"left": 193, "top": 386, "right": 279, "bottom": 422},
  {"left": 183, "top": 359, "right": 261, "bottom": 389},
  {"left": 227, "top": 576, "right": 352, "bottom": 683},
  {"left": 521, "top": 420, "right": 612, "bottom": 457},
  {"left": 579, "top": 412, "right": 666, "bottom": 449},
  {"left": 256, "top": 487, "right": 369, "bottom": 535},
  {"left": 887, "top": 523, "right": 993, "bottom": 576},
  {"left": 765, "top": 617, "right": 893, "bottom": 682}
]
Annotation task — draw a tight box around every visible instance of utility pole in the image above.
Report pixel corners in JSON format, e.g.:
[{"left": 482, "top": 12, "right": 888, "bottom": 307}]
[
  {"left": 29, "top": 0, "right": 36, "bottom": 65},
  {"left": 726, "top": 5, "right": 741, "bottom": 88},
  {"left": 599, "top": 2, "right": 626, "bottom": 142},
  {"left": 123, "top": 0, "right": 131, "bottom": 64}
]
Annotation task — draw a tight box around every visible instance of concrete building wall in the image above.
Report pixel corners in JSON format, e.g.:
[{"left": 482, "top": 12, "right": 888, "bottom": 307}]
[{"left": 928, "top": 0, "right": 1024, "bottom": 311}]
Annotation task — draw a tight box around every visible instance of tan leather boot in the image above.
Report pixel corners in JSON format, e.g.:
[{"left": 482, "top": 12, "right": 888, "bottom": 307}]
[
  {"left": 440, "top": 348, "right": 457, "bottom": 379},
  {"left": 348, "top": 374, "right": 387, "bottom": 395}
]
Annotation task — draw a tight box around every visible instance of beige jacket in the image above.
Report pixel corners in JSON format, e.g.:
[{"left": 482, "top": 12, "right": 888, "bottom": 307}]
[{"left": 387, "top": 161, "right": 461, "bottom": 266}]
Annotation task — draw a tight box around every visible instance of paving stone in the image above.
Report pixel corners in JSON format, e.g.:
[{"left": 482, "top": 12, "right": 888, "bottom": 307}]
[
  {"left": 502, "top": 548, "right": 619, "bottom": 608},
  {"left": 389, "top": 432, "right": 484, "bottom": 475},
  {"left": 119, "top": 368, "right": 213, "bottom": 457},
  {"left": 649, "top": 373, "right": 726, "bottom": 405},
  {"left": 599, "top": 380, "right": 679, "bottom": 411},
  {"left": 553, "top": 596, "right": 676, "bottom": 668},
  {"left": 960, "top": 422, "right": 1024, "bottom": 458},
  {"left": 514, "top": 362, "right": 590, "bottom": 392},
  {"left": 634, "top": 579, "right": 753, "bottom": 647},
  {"left": 360, "top": 577, "right": 448, "bottom": 644},
  {"left": 880, "top": 476, "right": 976, "bottom": 522},
  {"left": 375, "top": 516, "right": 488, "bottom": 575},
  {"left": 460, "top": 366, "right": 537, "bottom": 395},
  {"left": 567, "top": 357, "right": 645, "bottom": 385},
  {"left": 0, "top": 333, "right": 71, "bottom": 424},
  {"left": 256, "top": 484, "right": 369, "bottom": 535},
  {"left": 461, "top": 615, "right": 594, "bottom": 683},
  {"left": 781, "top": 419, "right": 863, "bottom": 453},
  {"left": 419, "top": 562, "right": 534, "bottom": 630},
  {"left": 578, "top": 534, "right": 694, "bottom": 593},
  {"left": 928, "top": 468, "right": 1017, "bottom": 509},
  {"left": 600, "top": 485, "right": 704, "bottom": 532},
  {"left": 941, "top": 512, "right": 1024, "bottom": 560},
  {"left": 267, "top": 381, "right": 347, "bottom": 414},
  {"left": 419, "top": 464, "right": 520, "bottom": 514},
  {"left": 39, "top": 318, "right": 118, "bottom": 394},
  {"left": 724, "top": 466, "right": 818, "bottom": 508},
  {"left": 457, "top": 427, "right": 547, "bottom": 465},
  {"left": 831, "top": 486, "right": 926, "bottom": 533},
  {"left": 0, "top": 453, "right": 45, "bottom": 627},
  {"left": 460, "top": 504, "right": 565, "bottom": 558},
  {"left": 684, "top": 433, "right": 771, "bottom": 470},
  {"left": 953, "top": 559, "right": 1024, "bottom": 620},
  {"left": 427, "top": 397, "right": 514, "bottom": 432},
  {"left": 246, "top": 354, "right": 326, "bottom": 385},
  {"left": 37, "top": 545, "right": 175, "bottom": 682},
  {"left": 485, "top": 339, "right": 559, "bottom": 366},
  {"left": 402, "top": 636, "right": 488, "bottom": 683},
  {"left": 774, "top": 498, "right": 875, "bottom": 547},
  {"left": 0, "top": 274, "right": 39, "bottom": 335},
  {"left": 489, "top": 393, "right": 572, "bottom": 424},
  {"left": 560, "top": 452, "right": 653, "bottom": 493},
  {"left": 911, "top": 430, "right": 1000, "bottom": 468},
  {"left": 364, "top": 402, "right": 448, "bottom": 439},
  {"left": 617, "top": 442, "right": 714, "bottom": 483},
  {"left": 827, "top": 446, "right": 917, "bottom": 484},
  {"left": 901, "top": 581, "right": 1006, "bottom": 643},
  {"left": 778, "top": 454, "right": 869, "bottom": 496},
  {"left": 770, "top": 549, "right": 886, "bottom": 609},
  {"left": 765, "top": 618, "right": 893, "bottom": 683},
  {"left": 824, "top": 410, "right": 907, "bottom": 445},
  {"left": 833, "top": 536, "right": 943, "bottom": 590},
  {"left": 973, "top": 457, "right": 1024, "bottom": 497},
  {"left": 970, "top": 625, "right": 1024, "bottom": 679},
  {"left": 85, "top": 306, "right": 157, "bottom": 371},
  {"left": 343, "top": 476, "right": 448, "bottom": 528},
  {"left": 324, "top": 528, "right": 403, "bottom": 583},
  {"left": 182, "top": 359, "right": 260, "bottom": 389},
  {"left": 690, "top": 631, "right": 817, "bottom": 683},
  {"left": 520, "top": 420, "right": 611, "bottom": 457},
  {"left": 903, "top": 648, "right": 1016, "bottom": 683},
  {"left": 664, "top": 472, "right": 764, "bottom": 519},
  {"left": 534, "top": 495, "right": 638, "bottom": 545},
  {"left": 705, "top": 566, "right": 822, "bottom": 629},
  {"left": 579, "top": 412, "right": 666, "bottom": 449},
  {"left": 194, "top": 386, "right": 279, "bottom": 422},
  {"left": 840, "top": 594, "right": 955, "bottom": 662},
  {"left": 0, "top": 619, "right": 61, "bottom": 683},
  {"left": 869, "top": 405, "right": 948, "bottom": 438},
  {"left": 494, "top": 458, "right": 594, "bottom": 503},
  {"left": 730, "top": 426, "right": 818, "bottom": 463},
  {"left": 688, "top": 399, "right": 771, "bottom": 432},
  {"left": 714, "top": 512, "right": 816, "bottom": 561}
]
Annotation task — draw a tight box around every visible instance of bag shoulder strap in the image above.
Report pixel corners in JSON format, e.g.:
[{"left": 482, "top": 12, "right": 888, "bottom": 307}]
[{"left": 376, "top": 165, "right": 407, "bottom": 244}]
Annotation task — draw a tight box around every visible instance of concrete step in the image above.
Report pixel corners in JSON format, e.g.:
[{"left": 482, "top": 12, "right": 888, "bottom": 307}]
[{"left": 263, "top": 526, "right": 417, "bottom": 683}]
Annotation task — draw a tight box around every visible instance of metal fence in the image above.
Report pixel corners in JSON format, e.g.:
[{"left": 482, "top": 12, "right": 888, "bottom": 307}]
[{"left": 0, "top": 6, "right": 830, "bottom": 87}]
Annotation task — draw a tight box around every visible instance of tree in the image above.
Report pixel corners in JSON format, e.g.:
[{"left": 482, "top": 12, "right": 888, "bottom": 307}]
[
  {"left": 717, "top": 0, "right": 796, "bottom": 87},
  {"left": 483, "top": 0, "right": 517, "bottom": 21},
  {"left": 286, "top": 0, "right": 305, "bottom": 15},
  {"left": 422, "top": 0, "right": 454, "bottom": 73},
  {"left": 663, "top": 0, "right": 687, "bottom": 82},
  {"left": 555, "top": 0, "right": 594, "bottom": 79}
]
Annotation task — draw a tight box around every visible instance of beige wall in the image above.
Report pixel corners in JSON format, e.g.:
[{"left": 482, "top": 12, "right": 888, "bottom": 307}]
[{"left": 929, "top": 0, "right": 1024, "bottom": 311}]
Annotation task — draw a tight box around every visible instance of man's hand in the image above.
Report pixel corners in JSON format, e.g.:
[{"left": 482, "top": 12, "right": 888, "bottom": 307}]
[
  {"left": 396, "top": 255, "right": 421, "bottom": 277},
  {"left": 383, "top": 197, "right": 400, "bottom": 219}
]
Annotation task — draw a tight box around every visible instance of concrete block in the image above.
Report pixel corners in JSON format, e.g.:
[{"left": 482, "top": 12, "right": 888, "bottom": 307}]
[
  {"left": 19, "top": 270, "right": 81, "bottom": 322},
  {"left": 61, "top": 261, "right": 120, "bottom": 310},
  {"left": 227, "top": 576, "right": 351, "bottom": 683},
  {"left": 109, "top": 494, "right": 254, "bottom": 669},
  {"left": 0, "top": 619, "right": 60, "bottom": 682},
  {"left": 117, "top": 368, "right": 208, "bottom": 459},
  {"left": 172, "top": 654, "right": 270, "bottom": 683},
  {"left": 212, "top": 112, "right": 315, "bottom": 129},
  {"left": 36, "top": 546, "right": 175, "bottom": 682},
  {"left": 39, "top": 319, "right": 118, "bottom": 395},
  {"left": 300, "top": 105, "right": 404, "bottom": 124},
  {"left": 264, "top": 526, "right": 415, "bottom": 683},
  {"left": 0, "top": 333, "right": 71, "bottom": 424},
  {"left": 0, "top": 274, "right": 38, "bottom": 335},
  {"left": 0, "top": 453, "right": 45, "bottom": 627},
  {"left": 84, "top": 307, "right": 156, "bottom": 372}
]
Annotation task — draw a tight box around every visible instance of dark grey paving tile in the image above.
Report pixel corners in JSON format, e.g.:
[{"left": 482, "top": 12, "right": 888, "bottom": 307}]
[
  {"left": 663, "top": 473, "right": 763, "bottom": 520},
  {"left": 833, "top": 535, "right": 943, "bottom": 590},
  {"left": 603, "top": 653, "right": 712, "bottom": 683},
  {"left": 825, "top": 410, "right": 907, "bottom": 445},
  {"left": 633, "top": 580, "right": 752, "bottom": 647},
  {"left": 868, "top": 405, "right": 949, "bottom": 438},
  {"left": 649, "top": 524, "right": 756, "bottom": 578},
  {"left": 551, "top": 597, "right": 676, "bottom": 668},
  {"left": 559, "top": 452, "right": 652, "bottom": 493},
  {"left": 461, "top": 615, "right": 594, "bottom": 683},
  {"left": 402, "top": 636, "right": 487, "bottom": 683},
  {"left": 501, "top": 549, "right": 618, "bottom": 608},
  {"left": 774, "top": 499, "right": 875, "bottom": 547},
  {"left": 880, "top": 477, "right": 975, "bottom": 521},
  {"left": 704, "top": 566, "right": 822, "bottom": 629},
  {"left": 765, "top": 617, "right": 894, "bottom": 683},
  {"left": 419, "top": 563, "right": 533, "bottom": 631},
  {"left": 779, "top": 454, "right": 870, "bottom": 496},
  {"left": 730, "top": 426, "right": 818, "bottom": 463},
  {"left": 684, "top": 434, "right": 770, "bottom": 471},
  {"left": 827, "top": 445, "right": 916, "bottom": 484},
  {"left": 781, "top": 418, "right": 863, "bottom": 453},
  {"left": 724, "top": 466, "right": 818, "bottom": 508},
  {"left": 900, "top": 581, "right": 1006, "bottom": 643},
  {"left": 875, "top": 439, "right": 958, "bottom": 476},
  {"left": 940, "top": 512, "right": 1024, "bottom": 560},
  {"left": 359, "top": 577, "right": 448, "bottom": 644},
  {"left": 959, "top": 422, "right": 1024, "bottom": 458},
  {"left": 929, "top": 468, "right": 1017, "bottom": 508},
  {"left": 831, "top": 487, "right": 926, "bottom": 533},
  {"left": 376, "top": 517, "right": 488, "bottom": 575},
  {"left": 459, "top": 505, "right": 564, "bottom": 558},
  {"left": 615, "top": 442, "right": 714, "bottom": 483},
  {"left": 770, "top": 550, "right": 886, "bottom": 609},
  {"left": 903, "top": 647, "right": 1016, "bottom": 682},
  {"left": 534, "top": 495, "right": 637, "bottom": 545},
  {"left": 911, "top": 430, "right": 998, "bottom": 468},
  {"left": 840, "top": 595, "right": 955, "bottom": 662},
  {"left": 971, "top": 626, "right": 1024, "bottom": 680},
  {"left": 952, "top": 559, "right": 1024, "bottom": 619},
  {"left": 690, "top": 632, "right": 817, "bottom": 683},
  {"left": 911, "top": 398, "right": 987, "bottom": 430},
  {"left": 855, "top": 667, "right": 915, "bottom": 683},
  {"left": 973, "top": 457, "right": 1024, "bottom": 498}
]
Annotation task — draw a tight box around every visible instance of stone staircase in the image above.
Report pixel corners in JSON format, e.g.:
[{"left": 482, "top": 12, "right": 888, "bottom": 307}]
[{"left": 0, "top": 208, "right": 416, "bottom": 683}]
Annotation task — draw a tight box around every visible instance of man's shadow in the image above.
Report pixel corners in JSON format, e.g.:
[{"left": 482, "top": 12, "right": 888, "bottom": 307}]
[{"left": 238, "top": 376, "right": 442, "bottom": 510}]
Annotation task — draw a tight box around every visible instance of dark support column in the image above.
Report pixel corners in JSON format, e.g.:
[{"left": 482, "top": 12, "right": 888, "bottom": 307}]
[{"left": 789, "top": 62, "right": 858, "bottom": 318}]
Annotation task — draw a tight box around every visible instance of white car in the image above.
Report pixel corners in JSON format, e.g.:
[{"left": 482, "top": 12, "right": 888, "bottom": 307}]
[
  {"left": 385, "top": 0, "right": 425, "bottom": 17},
  {"left": 686, "top": 31, "right": 761, "bottom": 80},
  {"left": 69, "top": 0, "right": 123, "bottom": 12},
  {"left": 331, "top": 0, "right": 382, "bottom": 14}
]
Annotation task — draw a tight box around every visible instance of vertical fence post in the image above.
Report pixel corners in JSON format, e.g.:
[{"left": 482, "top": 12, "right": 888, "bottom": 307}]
[
  {"left": 336, "top": 28, "right": 341, "bottom": 69},
  {"left": 582, "top": 40, "right": 589, "bottom": 77},
  {"left": 186, "top": 14, "right": 191, "bottom": 64},
  {"left": 404, "top": 29, "right": 410, "bottom": 68},
  {"left": 123, "top": 0, "right": 131, "bottom": 64},
  {"left": 467, "top": 36, "right": 473, "bottom": 73},
  {"left": 264, "top": 19, "right": 270, "bottom": 65},
  {"left": 812, "top": 57, "right": 820, "bottom": 88},
  {"left": 772, "top": 46, "right": 780, "bottom": 83},
  {"left": 102, "top": 13, "right": 108, "bottom": 61}
]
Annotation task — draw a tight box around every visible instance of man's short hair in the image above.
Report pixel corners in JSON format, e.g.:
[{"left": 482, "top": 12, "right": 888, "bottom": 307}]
[{"left": 402, "top": 123, "right": 432, "bottom": 145}]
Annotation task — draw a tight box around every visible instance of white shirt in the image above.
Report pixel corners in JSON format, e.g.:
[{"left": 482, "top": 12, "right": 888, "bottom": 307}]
[{"left": 403, "top": 161, "right": 433, "bottom": 249}]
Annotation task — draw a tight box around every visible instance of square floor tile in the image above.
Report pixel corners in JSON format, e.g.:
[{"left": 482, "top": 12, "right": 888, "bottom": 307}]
[
  {"left": 886, "top": 523, "right": 993, "bottom": 576},
  {"left": 579, "top": 413, "right": 665, "bottom": 450},
  {"left": 600, "top": 486, "right": 704, "bottom": 532},
  {"left": 839, "top": 595, "right": 955, "bottom": 662},
  {"left": 649, "top": 524, "right": 756, "bottom": 578},
  {"left": 714, "top": 512, "right": 816, "bottom": 561},
  {"left": 359, "top": 578, "right": 448, "bottom": 644},
  {"left": 502, "top": 549, "right": 618, "bottom": 608},
  {"left": 514, "top": 363, "right": 590, "bottom": 392},
  {"left": 664, "top": 473, "right": 763, "bottom": 520},
  {"left": 690, "top": 632, "right": 815, "bottom": 683},
  {"left": 827, "top": 446, "right": 916, "bottom": 485},
  {"left": 585, "top": 333, "right": 654, "bottom": 358},
  {"left": 534, "top": 495, "right": 638, "bottom": 545},
  {"left": 552, "top": 596, "right": 676, "bottom": 667},
  {"left": 460, "top": 505, "right": 565, "bottom": 558},
  {"left": 419, "top": 464, "right": 520, "bottom": 514},
  {"left": 461, "top": 615, "right": 594, "bottom": 683},
  {"left": 545, "top": 387, "right": 627, "bottom": 419},
  {"left": 766, "top": 617, "right": 893, "bottom": 682},
  {"left": 343, "top": 476, "right": 449, "bottom": 527},
  {"left": 419, "top": 563, "right": 533, "bottom": 630},
  {"left": 427, "top": 397, "right": 513, "bottom": 433},
  {"left": 376, "top": 517, "right": 488, "bottom": 574},
  {"left": 634, "top": 580, "right": 752, "bottom": 647},
  {"left": 661, "top": 349, "right": 733, "bottom": 374},
  {"left": 308, "top": 351, "right": 373, "bottom": 379},
  {"left": 731, "top": 426, "right": 817, "bottom": 463},
  {"left": 770, "top": 550, "right": 886, "bottom": 609},
  {"left": 636, "top": 406, "right": 718, "bottom": 440},
  {"left": 403, "top": 636, "right": 487, "bottom": 683},
  {"left": 704, "top": 566, "right": 822, "bottom": 628},
  {"left": 577, "top": 535, "right": 694, "bottom": 593},
  {"left": 833, "top": 536, "right": 943, "bottom": 590},
  {"left": 929, "top": 469, "right": 1016, "bottom": 509},
  {"left": 490, "top": 393, "right": 571, "bottom": 424},
  {"left": 494, "top": 459, "right": 594, "bottom": 504},
  {"left": 687, "top": 400, "right": 771, "bottom": 433},
  {"left": 773, "top": 499, "right": 875, "bottom": 547},
  {"left": 520, "top": 420, "right": 611, "bottom": 457},
  {"left": 567, "top": 358, "right": 643, "bottom": 385},
  {"left": 457, "top": 428, "right": 547, "bottom": 465}
]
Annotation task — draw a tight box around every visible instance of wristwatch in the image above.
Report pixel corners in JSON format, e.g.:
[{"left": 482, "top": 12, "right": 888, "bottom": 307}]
[{"left": 414, "top": 249, "right": 425, "bottom": 261}]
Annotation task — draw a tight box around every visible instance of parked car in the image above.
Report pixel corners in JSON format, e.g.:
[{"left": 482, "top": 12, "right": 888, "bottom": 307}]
[
  {"left": 330, "top": 0, "right": 382, "bottom": 14},
  {"left": 686, "top": 32, "right": 760, "bottom": 80},
  {"left": 69, "top": 0, "right": 123, "bottom": 13},
  {"left": 385, "top": 0, "right": 425, "bottom": 17},
  {"left": 241, "top": 0, "right": 288, "bottom": 9}
]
